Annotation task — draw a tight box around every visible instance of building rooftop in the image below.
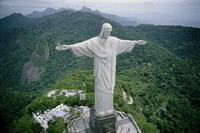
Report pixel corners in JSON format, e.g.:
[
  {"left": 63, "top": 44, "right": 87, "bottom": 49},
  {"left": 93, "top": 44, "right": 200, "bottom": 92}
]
[{"left": 54, "top": 110, "right": 68, "bottom": 118}]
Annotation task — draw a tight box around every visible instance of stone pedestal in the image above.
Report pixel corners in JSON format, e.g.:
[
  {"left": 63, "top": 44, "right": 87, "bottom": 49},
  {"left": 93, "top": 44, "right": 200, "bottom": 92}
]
[{"left": 90, "top": 107, "right": 118, "bottom": 133}]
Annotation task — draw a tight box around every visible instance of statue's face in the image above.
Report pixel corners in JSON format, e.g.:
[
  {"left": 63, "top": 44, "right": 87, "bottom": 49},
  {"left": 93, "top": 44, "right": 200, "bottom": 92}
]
[{"left": 103, "top": 28, "right": 112, "bottom": 39}]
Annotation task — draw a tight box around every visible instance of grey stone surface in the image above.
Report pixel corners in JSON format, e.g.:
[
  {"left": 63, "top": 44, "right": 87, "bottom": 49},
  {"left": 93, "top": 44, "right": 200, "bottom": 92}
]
[
  {"left": 67, "top": 110, "right": 141, "bottom": 133},
  {"left": 21, "top": 61, "right": 45, "bottom": 83}
]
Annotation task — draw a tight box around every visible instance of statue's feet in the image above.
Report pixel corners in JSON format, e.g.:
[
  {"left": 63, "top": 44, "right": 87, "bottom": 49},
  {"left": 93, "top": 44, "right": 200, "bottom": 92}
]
[
  {"left": 108, "top": 109, "right": 113, "bottom": 114},
  {"left": 98, "top": 111, "right": 105, "bottom": 116}
]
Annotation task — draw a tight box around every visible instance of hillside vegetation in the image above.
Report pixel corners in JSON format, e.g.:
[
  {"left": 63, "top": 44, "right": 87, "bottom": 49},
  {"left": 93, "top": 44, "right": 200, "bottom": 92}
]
[{"left": 0, "top": 10, "right": 199, "bottom": 133}]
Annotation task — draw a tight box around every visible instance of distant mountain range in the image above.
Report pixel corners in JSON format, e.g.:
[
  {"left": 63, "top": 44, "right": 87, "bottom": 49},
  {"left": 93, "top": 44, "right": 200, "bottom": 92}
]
[
  {"left": 25, "top": 6, "right": 200, "bottom": 28},
  {"left": 26, "top": 7, "right": 138, "bottom": 26},
  {"left": 79, "top": 6, "right": 138, "bottom": 26},
  {"left": 26, "top": 7, "right": 74, "bottom": 18}
]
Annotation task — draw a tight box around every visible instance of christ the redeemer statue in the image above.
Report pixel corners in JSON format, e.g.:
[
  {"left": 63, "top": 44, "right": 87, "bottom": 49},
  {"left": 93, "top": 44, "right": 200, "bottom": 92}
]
[{"left": 56, "top": 23, "right": 147, "bottom": 116}]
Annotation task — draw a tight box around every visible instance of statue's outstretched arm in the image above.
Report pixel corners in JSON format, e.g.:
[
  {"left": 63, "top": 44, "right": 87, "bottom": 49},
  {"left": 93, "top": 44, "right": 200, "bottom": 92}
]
[
  {"left": 55, "top": 44, "right": 70, "bottom": 51},
  {"left": 55, "top": 40, "right": 88, "bottom": 51},
  {"left": 55, "top": 40, "right": 94, "bottom": 57},
  {"left": 136, "top": 40, "right": 147, "bottom": 45}
]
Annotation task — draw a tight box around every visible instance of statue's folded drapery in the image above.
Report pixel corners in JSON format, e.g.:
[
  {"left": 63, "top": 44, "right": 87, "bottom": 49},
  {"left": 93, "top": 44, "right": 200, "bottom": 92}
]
[{"left": 70, "top": 36, "right": 137, "bottom": 115}]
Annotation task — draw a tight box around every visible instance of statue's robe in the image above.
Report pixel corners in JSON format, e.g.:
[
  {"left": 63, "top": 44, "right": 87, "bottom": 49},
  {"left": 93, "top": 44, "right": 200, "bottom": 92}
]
[{"left": 70, "top": 36, "right": 137, "bottom": 115}]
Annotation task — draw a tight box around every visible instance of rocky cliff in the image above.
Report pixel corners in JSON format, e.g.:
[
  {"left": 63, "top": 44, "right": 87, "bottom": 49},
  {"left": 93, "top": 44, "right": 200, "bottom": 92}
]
[{"left": 21, "top": 40, "right": 49, "bottom": 83}]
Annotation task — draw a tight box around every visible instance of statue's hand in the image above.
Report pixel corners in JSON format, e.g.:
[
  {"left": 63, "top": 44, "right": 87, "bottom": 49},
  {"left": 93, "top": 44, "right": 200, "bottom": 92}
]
[
  {"left": 137, "top": 40, "right": 147, "bottom": 45},
  {"left": 55, "top": 45, "right": 69, "bottom": 51}
]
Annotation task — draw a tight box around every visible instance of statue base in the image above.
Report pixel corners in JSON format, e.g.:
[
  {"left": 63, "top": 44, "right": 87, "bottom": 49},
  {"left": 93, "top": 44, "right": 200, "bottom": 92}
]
[
  {"left": 67, "top": 108, "right": 141, "bottom": 133},
  {"left": 90, "top": 106, "right": 117, "bottom": 133}
]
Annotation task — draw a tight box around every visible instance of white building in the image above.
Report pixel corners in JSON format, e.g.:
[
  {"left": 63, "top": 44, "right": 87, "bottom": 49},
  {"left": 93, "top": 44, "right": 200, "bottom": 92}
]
[
  {"left": 60, "top": 89, "right": 84, "bottom": 97},
  {"left": 32, "top": 103, "right": 71, "bottom": 131}
]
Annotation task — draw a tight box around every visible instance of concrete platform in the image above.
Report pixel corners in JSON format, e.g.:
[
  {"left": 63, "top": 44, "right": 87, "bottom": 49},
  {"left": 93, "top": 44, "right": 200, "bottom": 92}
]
[{"left": 67, "top": 110, "right": 141, "bottom": 133}]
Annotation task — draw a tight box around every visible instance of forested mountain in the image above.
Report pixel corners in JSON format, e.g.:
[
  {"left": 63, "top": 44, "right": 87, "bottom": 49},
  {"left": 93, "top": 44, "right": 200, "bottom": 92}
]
[
  {"left": 0, "top": 13, "right": 40, "bottom": 34},
  {"left": 0, "top": 10, "right": 199, "bottom": 133}
]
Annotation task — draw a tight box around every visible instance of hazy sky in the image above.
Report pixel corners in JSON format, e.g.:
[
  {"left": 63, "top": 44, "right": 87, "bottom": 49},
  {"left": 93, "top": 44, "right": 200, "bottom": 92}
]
[{"left": 0, "top": 0, "right": 200, "bottom": 27}]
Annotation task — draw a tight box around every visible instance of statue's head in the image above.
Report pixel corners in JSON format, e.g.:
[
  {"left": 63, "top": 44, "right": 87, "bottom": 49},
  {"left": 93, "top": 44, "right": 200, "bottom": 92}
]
[{"left": 99, "top": 23, "right": 112, "bottom": 39}]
